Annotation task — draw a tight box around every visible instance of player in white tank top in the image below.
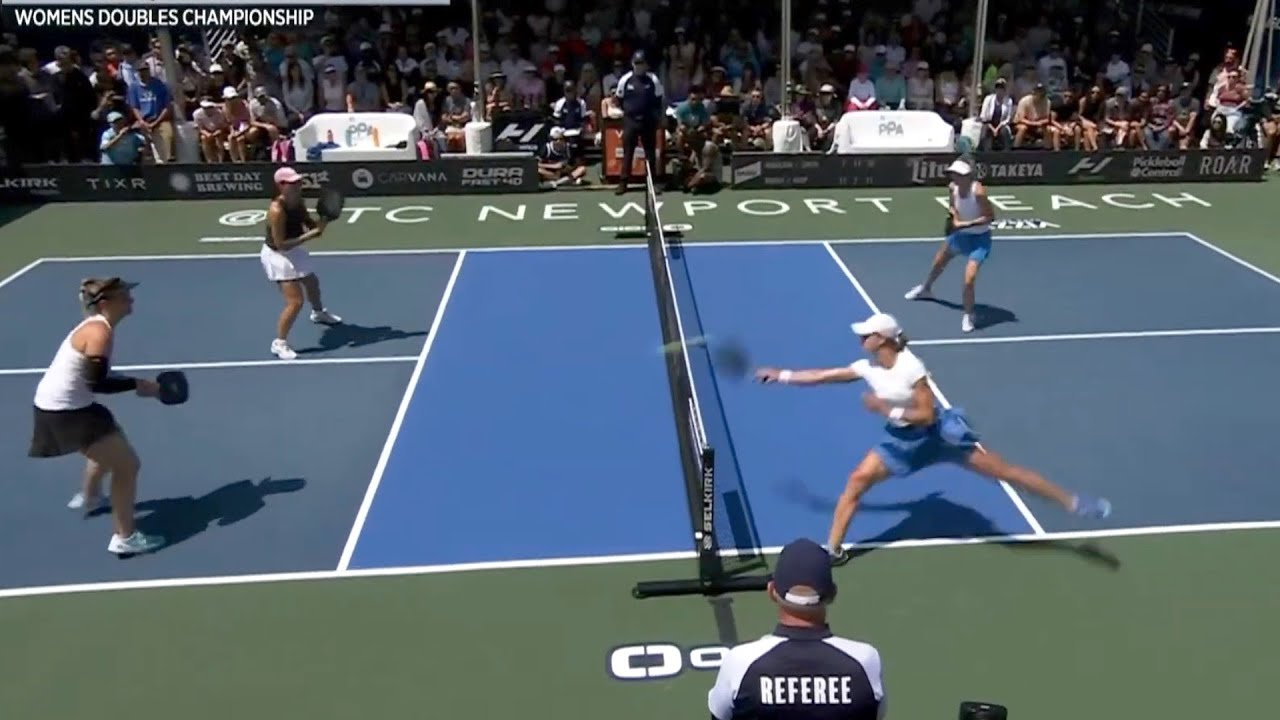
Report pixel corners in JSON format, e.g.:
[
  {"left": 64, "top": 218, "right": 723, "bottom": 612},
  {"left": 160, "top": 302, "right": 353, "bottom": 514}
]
[
  {"left": 903, "top": 159, "right": 996, "bottom": 333},
  {"left": 30, "top": 278, "right": 165, "bottom": 556},
  {"left": 755, "top": 312, "right": 1111, "bottom": 565}
]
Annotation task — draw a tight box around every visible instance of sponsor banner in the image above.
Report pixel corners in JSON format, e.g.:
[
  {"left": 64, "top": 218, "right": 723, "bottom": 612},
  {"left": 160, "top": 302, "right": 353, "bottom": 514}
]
[
  {"left": 0, "top": 155, "right": 539, "bottom": 203},
  {"left": 730, "top": 148, "right": 1266, "bottom": 188},
  {"left": 491, "top": 110, "right": 552, "bottom": 153}
]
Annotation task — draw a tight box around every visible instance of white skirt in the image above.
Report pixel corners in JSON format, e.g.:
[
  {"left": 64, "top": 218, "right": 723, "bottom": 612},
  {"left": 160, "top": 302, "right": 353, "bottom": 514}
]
[{"left": 260, "top": 244, "right": 314, "bottom": 282}]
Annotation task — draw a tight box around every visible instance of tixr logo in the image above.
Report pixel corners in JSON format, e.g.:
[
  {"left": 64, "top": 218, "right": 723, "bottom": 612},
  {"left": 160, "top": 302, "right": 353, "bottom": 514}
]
[{"left": 86, "top": 177, "right": 146, "bottom": 191}]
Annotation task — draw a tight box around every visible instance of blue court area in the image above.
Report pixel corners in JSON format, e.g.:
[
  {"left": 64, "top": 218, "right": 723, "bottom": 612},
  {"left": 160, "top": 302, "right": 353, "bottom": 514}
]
[{"left": 2, "top": 232, "right": 1279, "bottom": 592}]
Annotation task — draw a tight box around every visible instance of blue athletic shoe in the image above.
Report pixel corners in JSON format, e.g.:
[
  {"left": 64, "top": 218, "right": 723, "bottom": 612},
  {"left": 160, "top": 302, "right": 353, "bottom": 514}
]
[{"left": 1072, "top": 494, "right": 1112, "bottom": 519}]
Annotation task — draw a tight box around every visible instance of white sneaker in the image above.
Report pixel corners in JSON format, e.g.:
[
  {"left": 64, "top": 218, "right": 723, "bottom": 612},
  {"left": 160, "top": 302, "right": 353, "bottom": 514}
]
[
  {"left": 962, "top": 314, "right": 975, "bottom": 333},
  {"left": 271, "top": 339, "right": 297, "bottom": 360},
  {"left": 107, "top": 531, "right": 164, "bottom": 555},
  {"left": 68, "top": 492, "right": 109, "bottom": 513},
  {"left": 905, "top": 284, "right": 932, "bottom": 300},
  {"left": 310, "top": 309, "right": 342, "bottom": 325}
]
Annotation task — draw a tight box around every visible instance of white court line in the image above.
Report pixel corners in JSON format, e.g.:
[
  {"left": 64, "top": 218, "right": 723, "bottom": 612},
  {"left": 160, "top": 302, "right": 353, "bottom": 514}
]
[
  {"left": 335, "top": 250, "right": 467, "bottom": 571},
  {"left": 36, "top": 230, "right": 1187, "bottom": 263},
  {"left": 0, "top": 355, "right": 418, "bottom": 377},
  {"left": 1, "top": 520, "right": 1276, "bottom": 601},
  {"left": 198, "top": 237, "right": 260, "bottom": 244},
  {"left": 821, "top": 241, "right": 1048, "bottom": 536},
  {"left": 0, "top": 258, "right": 45, "bottom": 291},
  {"left": 1185, "top": 231, "right": 1280, "bottom": 287},
  {"left": 911, "top": 326, "right": 1280, "bottom": 348}
]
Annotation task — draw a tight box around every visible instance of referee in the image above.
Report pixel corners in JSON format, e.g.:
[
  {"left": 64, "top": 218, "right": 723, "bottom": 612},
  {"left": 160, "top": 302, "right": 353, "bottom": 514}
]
[
  {"left": 708, "top": 538, "right": 887, "bottom": 720},
  {"left": 613, "top": 50, "right": 664, "bottom": 195}
]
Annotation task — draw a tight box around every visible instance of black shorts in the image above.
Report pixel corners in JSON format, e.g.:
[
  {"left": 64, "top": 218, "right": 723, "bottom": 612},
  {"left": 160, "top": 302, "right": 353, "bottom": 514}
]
[{"left": 28, "top": 403, "right": 119, "bottom": 458}]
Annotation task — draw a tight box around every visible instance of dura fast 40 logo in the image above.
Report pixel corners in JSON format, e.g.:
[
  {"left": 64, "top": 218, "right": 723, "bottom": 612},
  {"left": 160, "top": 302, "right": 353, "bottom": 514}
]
[{"left": 607, "top": 643, "right": 728, "bottom": 680}]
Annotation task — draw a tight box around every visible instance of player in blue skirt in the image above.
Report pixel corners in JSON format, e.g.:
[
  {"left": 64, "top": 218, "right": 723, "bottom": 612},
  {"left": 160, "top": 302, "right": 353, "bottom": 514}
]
[
  {"left": 756, "top": 312, "right": 1111, "bottom": 565},
  {"left": 903, "top": 159, "right": 993, "bottom": 333}
]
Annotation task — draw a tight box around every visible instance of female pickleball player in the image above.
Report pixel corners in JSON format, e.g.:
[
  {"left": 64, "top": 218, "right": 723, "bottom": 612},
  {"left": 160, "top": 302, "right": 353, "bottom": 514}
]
[
  {"left": 262, "top": 165, "right": 342, "bottom": 360},
  {"left": 29, "top": 278, "right": 166, "bottom": 555},
  {"left": 756, "top": 312, "right": 1111, "bottom": 565},
  {"left": 903, "top": 159, "right": 993, "bottom": 333}
]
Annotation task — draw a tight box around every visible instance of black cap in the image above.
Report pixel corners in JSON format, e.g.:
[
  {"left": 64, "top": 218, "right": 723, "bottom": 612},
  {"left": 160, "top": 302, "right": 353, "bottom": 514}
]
[
  {"left": 772, "top": 539, "right": 837, "bottom": 607},
  {"left": 632, "top": 49, "right": 647, "bottom": 64}
]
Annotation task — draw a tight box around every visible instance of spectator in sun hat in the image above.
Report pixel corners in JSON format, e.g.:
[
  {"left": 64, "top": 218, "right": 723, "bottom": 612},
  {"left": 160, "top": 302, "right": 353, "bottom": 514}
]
[
  {"left": 413, "top": 80, "right": 445, "bottom": 157},
  {"left": 706, "top": 538, "right": 886, "bottom": 720},
  {"left": 484, "top": 71, "right": 513, "bottom": 116},
  {"left": 317, "top": 64, "right": 346, "bottom": 113},
  {"left": 99, "top": 110, "right": 148, "bottom": 166},
  {"left": 813, "top": 83, "right": 842, "bottom": 150},
  {"left": 312, "top": 35, "right": 348, "bottom": 80},
  {"left": 221, "top": 85, "right": 251, "bottom": 162},
  {"left": 193, "top": 96, "right": 230, "bottom": 162}
]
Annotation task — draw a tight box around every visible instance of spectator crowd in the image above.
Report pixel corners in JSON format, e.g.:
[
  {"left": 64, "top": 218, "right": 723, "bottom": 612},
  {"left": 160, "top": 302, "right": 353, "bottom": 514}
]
[{"left": 1, "top": 0, "right": 1277, "bottom": 183}]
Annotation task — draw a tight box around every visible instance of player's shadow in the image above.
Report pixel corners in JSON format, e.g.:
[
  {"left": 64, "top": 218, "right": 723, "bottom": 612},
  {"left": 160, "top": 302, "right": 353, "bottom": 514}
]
[
  {"left": 131, "top": 477, "right": 307, "bottom": 552},
  {"left": 775, "top": 480, "right": 1120, "bottom": 570},
  {"left": 921, "top": 298, "right": 1018, "bottom": 330},
  {"left": 297, "top": 322, "right": 428, "bottom": 355}
]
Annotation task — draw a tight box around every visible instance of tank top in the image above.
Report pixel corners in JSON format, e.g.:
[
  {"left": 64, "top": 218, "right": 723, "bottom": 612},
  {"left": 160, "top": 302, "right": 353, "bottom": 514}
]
[
  {"left": 33, "top": 315, "right": 111, "bottom": 411},
  {"left": 264, "top": 198, "right": 309, "bottom": 250},
  {"left": 950, "top": 182, "right": 988, "bottom": 235}
]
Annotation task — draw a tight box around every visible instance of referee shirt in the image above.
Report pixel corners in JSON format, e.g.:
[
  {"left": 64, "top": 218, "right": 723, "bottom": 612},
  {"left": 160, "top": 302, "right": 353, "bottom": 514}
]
[
  {"left": 707, "top": 624, "right": 886, "bottom": 720},
  {"left": 614, "top": 69, "right": 664, "bottom": 121}
]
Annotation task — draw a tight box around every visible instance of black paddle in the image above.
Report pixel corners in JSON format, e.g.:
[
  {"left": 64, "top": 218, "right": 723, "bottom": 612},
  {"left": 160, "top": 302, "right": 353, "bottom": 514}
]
[
  {"left": 316, "top": 188, "right": 345, "bottom": 222},
  {"left": 155, "top": 371, "right": 189, "bottom": 406}
]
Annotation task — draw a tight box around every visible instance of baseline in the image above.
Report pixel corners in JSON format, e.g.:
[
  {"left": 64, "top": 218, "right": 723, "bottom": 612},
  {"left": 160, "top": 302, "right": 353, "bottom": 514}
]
[{"left": 1, "top": 520, "right": 1275, "bottom": 601}]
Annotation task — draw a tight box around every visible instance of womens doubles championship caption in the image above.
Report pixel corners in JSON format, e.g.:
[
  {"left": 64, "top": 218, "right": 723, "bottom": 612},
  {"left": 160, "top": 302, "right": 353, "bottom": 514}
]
[{"left": 5, "top": 6, "right": 316, "bottom": 30}]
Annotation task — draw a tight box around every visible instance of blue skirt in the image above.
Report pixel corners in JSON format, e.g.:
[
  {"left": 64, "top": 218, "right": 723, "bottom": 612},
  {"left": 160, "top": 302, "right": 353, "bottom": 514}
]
[
  {"left": 872, "top": 407, "right": 981, "bottom": 477},
  {"left": 947, "top": 229, "right": 993, "bottom": 264}
]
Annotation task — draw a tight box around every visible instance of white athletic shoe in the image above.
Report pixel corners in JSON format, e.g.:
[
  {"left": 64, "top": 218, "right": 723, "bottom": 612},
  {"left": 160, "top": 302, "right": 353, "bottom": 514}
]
[
  {"left": 271, "top": 339, "right": 297, "bottom": 360},
  {"left": 68, "top": 492, "right": 109, "bottom": 513},
  {"left": 310, "top": 309, "right": 342, "bottom": 325},
  {"left": 107, "top": 531, "right": 164, "bottom": 555},
  {"left": 905, "top": 284, "right": 932, "bottom": 300},
  {"left": 962, "top": 314, "right": 975, "bottom": 333}
]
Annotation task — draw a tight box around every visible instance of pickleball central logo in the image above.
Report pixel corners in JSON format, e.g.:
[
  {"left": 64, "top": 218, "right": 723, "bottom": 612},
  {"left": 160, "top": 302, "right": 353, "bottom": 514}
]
[{"left": 351, "top": 168, "right": 374, "bottom": 190}]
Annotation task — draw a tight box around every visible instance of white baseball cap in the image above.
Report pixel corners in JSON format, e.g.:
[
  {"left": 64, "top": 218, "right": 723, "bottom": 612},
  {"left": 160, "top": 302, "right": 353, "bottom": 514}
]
[
  {"left": 947, "top": 159, "right": 972, "bottom": 175},
  {"left": 851, "top": 312, "right": 902, "bottom": 339}
]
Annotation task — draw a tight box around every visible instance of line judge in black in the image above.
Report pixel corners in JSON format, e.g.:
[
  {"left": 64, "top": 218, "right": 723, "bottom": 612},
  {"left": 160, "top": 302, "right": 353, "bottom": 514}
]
[
  {"left": 707, "top": 539, "right": 887, "bottom": 720},
  {"left": 613, "top": 50, "right": 665, "bottom": 195}
]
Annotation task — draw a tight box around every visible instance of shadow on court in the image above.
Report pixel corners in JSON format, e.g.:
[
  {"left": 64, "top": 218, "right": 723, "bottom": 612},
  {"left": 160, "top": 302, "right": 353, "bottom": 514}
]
[
  {"left": 776, "top": 480, "right": 1121, "bottom": 570},
  {"left": 920, "top": 298, "right": 1019, "bottom": 330},
  {"left": 132, "top": 477, "right": 307, "bottom": 551},
  {"left": 297, "top": 322, "right": 428, "bottom": 355}
]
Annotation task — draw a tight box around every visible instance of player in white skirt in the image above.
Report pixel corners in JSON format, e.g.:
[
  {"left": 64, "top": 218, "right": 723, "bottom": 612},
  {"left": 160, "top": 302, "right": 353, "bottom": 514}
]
[{"left": 262, "top": 166, "right": 342, "bottom": 360}]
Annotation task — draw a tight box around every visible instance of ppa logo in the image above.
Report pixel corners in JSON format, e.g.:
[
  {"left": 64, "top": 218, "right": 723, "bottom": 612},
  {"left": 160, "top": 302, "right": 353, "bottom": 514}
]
[
  {"left": 877, "top": 120, "right": 904, "bottom": 136},
  {"left": 344, "top": 122, "right": 376, "bottom": 147}
]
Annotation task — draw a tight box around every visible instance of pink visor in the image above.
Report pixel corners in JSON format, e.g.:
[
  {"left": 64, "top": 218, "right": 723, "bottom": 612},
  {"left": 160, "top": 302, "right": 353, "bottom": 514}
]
[{"left": 274, "top": 166, "right": 302, "bottom": 184}]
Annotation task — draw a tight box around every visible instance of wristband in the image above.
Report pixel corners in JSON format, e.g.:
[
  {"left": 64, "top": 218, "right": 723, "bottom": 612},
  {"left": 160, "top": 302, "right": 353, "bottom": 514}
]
[
  {"left": 778, "top": 370, "right": 794, "bottom": 383},
  {"left": 889, "top": 407, "right": 905, "bottom": 421}
]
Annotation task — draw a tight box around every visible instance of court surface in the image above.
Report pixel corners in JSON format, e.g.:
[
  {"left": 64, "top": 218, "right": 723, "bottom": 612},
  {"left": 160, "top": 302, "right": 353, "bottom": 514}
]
[{"left": 0, "top": 183, "right": 1276, "bottom": 720}]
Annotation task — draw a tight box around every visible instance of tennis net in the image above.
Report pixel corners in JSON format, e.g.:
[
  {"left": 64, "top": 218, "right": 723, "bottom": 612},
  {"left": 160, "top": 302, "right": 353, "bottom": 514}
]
[{"left": 632, "top": 163, "right": 769, "bottom": 599}]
